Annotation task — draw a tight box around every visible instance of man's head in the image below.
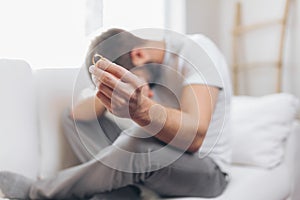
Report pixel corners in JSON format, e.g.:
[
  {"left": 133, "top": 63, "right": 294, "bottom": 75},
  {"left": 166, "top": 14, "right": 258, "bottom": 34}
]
[
  {"left": 85, "top": 28, "right": 146, "bottom": 71},
  {"left": 85, "top": 28, "right": 165, "bottom": 90},
  {"left": 85, "top": 28, "right": 165, "bottom": 84}
]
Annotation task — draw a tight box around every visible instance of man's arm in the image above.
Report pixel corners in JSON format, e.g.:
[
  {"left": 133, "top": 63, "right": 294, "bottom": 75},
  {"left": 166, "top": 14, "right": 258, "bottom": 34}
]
[
  {"left": 90, "top": 59, "right": 218, "bottom": 153},
  {"left": 70, "top": 95, "right": 106, "bottom": 121},
  {"left": 138, "top": 85, "right": 219, "bottom": 153}
]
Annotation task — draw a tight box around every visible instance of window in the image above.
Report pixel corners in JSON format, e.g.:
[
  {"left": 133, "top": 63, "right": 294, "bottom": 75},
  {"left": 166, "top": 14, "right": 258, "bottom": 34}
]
[
  {"left": 0, "top": 0, "right": 169, "bottom": 69},
  {"left": 102, "top": 0, "right": 165, "bottom": 31},
  {"left": 0, "top": 0, "right": 88, "bottom": 69}
]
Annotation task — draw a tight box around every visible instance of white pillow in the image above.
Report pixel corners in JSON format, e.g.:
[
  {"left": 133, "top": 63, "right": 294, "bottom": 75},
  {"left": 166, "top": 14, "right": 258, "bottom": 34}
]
[{"left": 231, "top": 93, "right": 299, "bottom": 168}]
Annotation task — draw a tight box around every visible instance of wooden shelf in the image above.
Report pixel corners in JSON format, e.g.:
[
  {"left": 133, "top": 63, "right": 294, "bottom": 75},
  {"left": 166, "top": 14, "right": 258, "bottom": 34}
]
[
  {"left": 233, "top": 61, "right": 280, "bottom": 72},
  {"left": 233, "top": 19, "right": 284, "bottom": 35},
  {"left": 231, "top": 0, "right": 290, "bottom": 94}
]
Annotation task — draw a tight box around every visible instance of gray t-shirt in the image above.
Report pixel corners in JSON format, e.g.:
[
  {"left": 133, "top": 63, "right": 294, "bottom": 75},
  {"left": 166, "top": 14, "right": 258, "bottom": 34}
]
[
  {"left": 154, "top": 33, "right": 233, "bottom": 173},
  {"left": 81, "top": 33, "right": 232, "bottom": 174}
]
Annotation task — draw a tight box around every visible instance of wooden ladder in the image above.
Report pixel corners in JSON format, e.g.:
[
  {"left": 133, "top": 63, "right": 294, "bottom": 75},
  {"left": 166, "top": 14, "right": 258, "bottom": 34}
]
[{"left": 232, "top": 0, "right": 291, "bottom": 95}]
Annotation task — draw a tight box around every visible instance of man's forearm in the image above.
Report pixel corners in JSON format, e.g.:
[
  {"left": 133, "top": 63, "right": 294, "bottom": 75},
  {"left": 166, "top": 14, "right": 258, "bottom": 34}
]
[
  {"left": 71, "top": 96, "right": 106, "bottom": 121},
  {"left": 132, "top": 99, "right": 206, "bottom": 153},
  {"left": 88, "top": 59, "right": 213, "bottom": 152}
]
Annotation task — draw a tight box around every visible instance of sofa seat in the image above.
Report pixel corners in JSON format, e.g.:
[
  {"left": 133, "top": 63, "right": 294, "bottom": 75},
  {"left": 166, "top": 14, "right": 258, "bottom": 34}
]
[{"left": 149, "top": 164, "right": 290, "bottom": 200}]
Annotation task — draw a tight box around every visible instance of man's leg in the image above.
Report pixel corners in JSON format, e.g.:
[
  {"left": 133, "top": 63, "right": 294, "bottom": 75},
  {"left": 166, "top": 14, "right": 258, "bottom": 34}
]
[
  {"left": 143, "top": 154, "right": 228, "bottom": 198},
  {"left": 29, "top": 140, "right": 149, "bottom": 199},
  {"left": 0, "top": 171, "right": 34, "bottom": 199},
  {"left": 29, "top": 128, "right": 227, "bottom": 199},
  {"left": 61, "top": 108, "right": 122, "bottom": 163},
  {"left": 58, "top": 109, "right": 141, "bottom": 200},
  {"left": 0, "top": 110, "right": 139, "bottom": 200},
  {"left": 112, "top": 132, "right": 228, "bottom": 198},
  {"left": 29, "top": 127, "right": 164, "bottom": 199}
]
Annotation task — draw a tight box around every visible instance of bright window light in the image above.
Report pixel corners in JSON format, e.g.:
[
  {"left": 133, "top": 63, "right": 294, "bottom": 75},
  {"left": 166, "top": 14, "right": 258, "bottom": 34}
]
[
  {"left": 0, "top": 0, "right": 88, "bottom": 69},
  {"left": 0, "top": 0, "right": 166, "bottom": 69},
  {"left": 102, "top": 0, "right": 165, "bottom": 31}
]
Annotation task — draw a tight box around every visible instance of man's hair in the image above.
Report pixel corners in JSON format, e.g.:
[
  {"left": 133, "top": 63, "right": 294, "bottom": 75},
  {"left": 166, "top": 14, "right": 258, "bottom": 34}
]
[{"left": 85, "top": 28, "right": 146, "bottom": 72}]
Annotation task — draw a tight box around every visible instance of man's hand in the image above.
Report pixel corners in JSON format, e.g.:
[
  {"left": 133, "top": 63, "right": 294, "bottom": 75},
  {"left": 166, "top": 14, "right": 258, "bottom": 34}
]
[
  {"left": 89, "top": 58, "right": 219, "bottom": 153},
  {"left": 89, "top": 59, "right": 154, "bottom": 125}
]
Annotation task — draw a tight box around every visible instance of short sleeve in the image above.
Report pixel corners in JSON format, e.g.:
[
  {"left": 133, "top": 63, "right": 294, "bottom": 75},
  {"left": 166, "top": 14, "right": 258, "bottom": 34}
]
[{"left": 180, "top": 35, "right": 225, "bottom": 90}]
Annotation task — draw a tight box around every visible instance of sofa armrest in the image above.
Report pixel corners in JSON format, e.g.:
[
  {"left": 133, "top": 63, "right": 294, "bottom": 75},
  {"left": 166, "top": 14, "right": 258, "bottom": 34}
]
[{"left": 0, "top": 59, "right": 40, "bottom": 179}]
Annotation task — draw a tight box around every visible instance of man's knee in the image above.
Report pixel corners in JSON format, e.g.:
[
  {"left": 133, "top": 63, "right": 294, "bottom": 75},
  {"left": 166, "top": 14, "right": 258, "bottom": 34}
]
[
  {"left": 113, "top": 134, "right": 144, "bottom": 153},
  {"left": 113, "top": 134, "right": 159, "bottom": 153}
]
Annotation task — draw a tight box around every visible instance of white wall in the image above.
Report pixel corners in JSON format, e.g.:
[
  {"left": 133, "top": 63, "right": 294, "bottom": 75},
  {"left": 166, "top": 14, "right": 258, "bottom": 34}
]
[
  {"left": 0, "top": 0, "right": 88, "bottom": 69},
  {"left": 183, "top": 0, "right": 299, "bottom": 113},
  {"left": 103, "top": 0, "right": 165, "bottom": 31},
  {"left": 285, "top": 0, "right": 300, "bottom": 121},
  {"left": 185, "top": 0, "right": 221, "bottom": 45},
  {"left": 165, "top": 0, "right": 186, "bottom": 34},
  {"left": 219, "top": 0, "right": 300, "bottom": 98},
  {"left": 220, "top": 0, "right": 300, "bottom": 97},
  {"left": 284, "top": 0, "right": 300, "bottom": 100}
]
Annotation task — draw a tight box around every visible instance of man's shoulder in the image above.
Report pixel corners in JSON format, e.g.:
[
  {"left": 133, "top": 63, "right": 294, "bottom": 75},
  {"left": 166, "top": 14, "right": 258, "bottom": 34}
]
[
  {"left": 185, "top": 34, "right": 218, "bottom": 50},
  {"left": 186, "top": 33, "right": 208, "bottom": 40},
  {"left": 177, "top": 33, "right": 221, "bottom": 62},
  {"left": 180, "top": 34, "right": 225, "bottom": 65}
]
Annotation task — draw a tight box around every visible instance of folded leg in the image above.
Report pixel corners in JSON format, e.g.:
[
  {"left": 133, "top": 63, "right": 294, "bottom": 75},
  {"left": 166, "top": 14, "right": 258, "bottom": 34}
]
[{"left": 61, "top": 108, "right": 122, "bottom": 163}]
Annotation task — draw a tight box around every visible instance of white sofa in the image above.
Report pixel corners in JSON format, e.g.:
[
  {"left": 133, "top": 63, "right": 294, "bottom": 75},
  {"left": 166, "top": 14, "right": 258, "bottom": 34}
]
[{"left": 0, "top": 59, "right": 299, "bottom": 200}]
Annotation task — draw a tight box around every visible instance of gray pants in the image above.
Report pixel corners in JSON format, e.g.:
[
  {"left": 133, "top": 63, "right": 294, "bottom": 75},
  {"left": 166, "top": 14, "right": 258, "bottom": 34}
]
[{"left": 29, "top": 109, "right": 227, "bottom": 199}]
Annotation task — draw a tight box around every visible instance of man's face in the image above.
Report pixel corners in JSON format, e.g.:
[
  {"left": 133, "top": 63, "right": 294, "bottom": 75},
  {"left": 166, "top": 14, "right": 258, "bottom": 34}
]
[
  {"left": 131, "top": 66, "right": 151, "bottom": 82},
  {"left": 131, "top": 66, "right": 154, "bottom": 98}
]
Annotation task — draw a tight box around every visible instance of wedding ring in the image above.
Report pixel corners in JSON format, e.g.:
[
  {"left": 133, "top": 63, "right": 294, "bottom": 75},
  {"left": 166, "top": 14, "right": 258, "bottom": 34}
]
[{"left": 92, "top": 54, "right": 105, "bottom": 65}]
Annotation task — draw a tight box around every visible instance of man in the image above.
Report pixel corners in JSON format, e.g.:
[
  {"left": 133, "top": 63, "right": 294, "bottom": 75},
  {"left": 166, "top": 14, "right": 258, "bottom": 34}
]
[{"left": 0, "top": 28, "right": 232, "bottom": 199}]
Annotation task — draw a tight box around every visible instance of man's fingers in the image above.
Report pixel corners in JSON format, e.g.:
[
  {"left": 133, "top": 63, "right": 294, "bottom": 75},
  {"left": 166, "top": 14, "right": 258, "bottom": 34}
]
[
  {"left": 95, "top": 59, "right": 128, "bottom": 79},
  {"left": 99, "top": 84, "right": 126, "bottom": 105},
  {"left": 90, "top": 65, "right": 143, "bottom": 99},
  {"left": 96, "top": 91, "right": 111, "bottom": 110},
  {"left": 98, "top": 84, "right": 113, "bottom": 98},
  {"left": 95, "top": 59, "right": 142, "bottom": 87},
  {"left": 90, "top": 66, "right": 119, "bottom": 89}
]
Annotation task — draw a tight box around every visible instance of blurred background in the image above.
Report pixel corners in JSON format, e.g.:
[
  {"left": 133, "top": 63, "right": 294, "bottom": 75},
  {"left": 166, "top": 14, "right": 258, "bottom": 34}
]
[{"left": 0, "top": 0, "right": 299, "bottom": 103}]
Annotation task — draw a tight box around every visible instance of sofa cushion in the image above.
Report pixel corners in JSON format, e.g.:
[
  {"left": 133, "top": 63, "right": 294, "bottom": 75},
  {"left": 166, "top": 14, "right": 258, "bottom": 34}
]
[
  {"left": 231, "top": 93, "right": 299, "bottom": 168},
  {"left": 35, "top": 66, "right": 92, "bottom": 178},
  {"left": 0, "top": 59, "right": 40, "bottom": 179},
  {"left": 34, "top": 68, "right": 81, "bottom": 178}
]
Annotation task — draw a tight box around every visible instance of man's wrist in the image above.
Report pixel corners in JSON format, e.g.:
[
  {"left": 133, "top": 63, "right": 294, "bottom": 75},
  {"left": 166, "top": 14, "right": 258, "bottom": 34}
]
[{"left": 131, "top": 96, "right": 154, "bottom": 127}]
